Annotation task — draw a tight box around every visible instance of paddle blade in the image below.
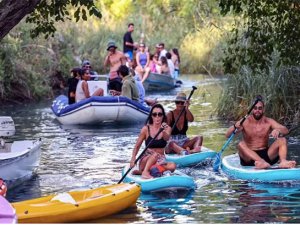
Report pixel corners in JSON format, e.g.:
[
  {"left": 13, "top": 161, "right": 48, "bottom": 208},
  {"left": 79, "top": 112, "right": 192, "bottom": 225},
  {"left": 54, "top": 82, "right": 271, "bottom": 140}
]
[{"left": 213, "top": 153, "right": 221, "bottom": 172}]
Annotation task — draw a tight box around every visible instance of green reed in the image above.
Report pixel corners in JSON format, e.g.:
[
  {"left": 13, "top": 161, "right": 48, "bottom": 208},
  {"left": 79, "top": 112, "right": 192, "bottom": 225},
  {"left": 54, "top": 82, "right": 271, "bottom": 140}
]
[{"left": 217, "top": 60, "right": 300, "bottom": 126}]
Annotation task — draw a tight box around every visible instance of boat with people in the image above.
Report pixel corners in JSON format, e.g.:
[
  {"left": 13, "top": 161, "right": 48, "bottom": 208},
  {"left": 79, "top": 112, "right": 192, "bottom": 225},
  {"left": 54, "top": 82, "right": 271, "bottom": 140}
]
[
  {"left": 12, "top": 182, "right": 140, "bottom": 223},
  {"left": 222, "top": 154, "right": 300, "bottom": 182},
  {"left": 143, "top": 72, "right": 179, "bottom": 91},
  {"left": 122, "top": 165, "right": 196, "bottom": 193},
  {"left": 52, "top": 94, "right": 150, "bottom": 125},
  {"left": 52, "top": 79, "right": 150, "bottom": 125},
  {"left": 165, "top": 146, "right": 217, "bottom": 167},
  {"left": 0, "top": 117, "right": 42, "bottom": 188},
  {"left": 0, "top": 196, "right": 17, "bottom": 224}
]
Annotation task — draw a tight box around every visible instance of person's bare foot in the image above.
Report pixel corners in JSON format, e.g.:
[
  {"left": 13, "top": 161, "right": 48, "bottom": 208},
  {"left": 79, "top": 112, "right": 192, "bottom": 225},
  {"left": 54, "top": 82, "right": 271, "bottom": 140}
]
[
  {"left": 190, "top": 146, "right": 201, "bottom": 154},
  {"left": 132, "top": 170, "right": 142, "bottom": 175},
  {"left": 141, "top": 172, "right": 153, "bottom": 179},
  {"left": 254, "top": 160, "right": 271, "bottom": 169},
  {"left": 279, "top": 160, "right": 296, "bottom": 168}
]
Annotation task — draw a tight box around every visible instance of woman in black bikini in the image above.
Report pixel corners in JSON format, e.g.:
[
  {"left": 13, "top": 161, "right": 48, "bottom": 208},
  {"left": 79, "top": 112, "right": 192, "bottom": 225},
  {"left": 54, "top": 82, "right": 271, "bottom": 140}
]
[
  {"left": 130, "top": 104, "right": 176, "bottom": 179},
  {"left": 166, "top": 92, "right": 203, "bottom": 155}
]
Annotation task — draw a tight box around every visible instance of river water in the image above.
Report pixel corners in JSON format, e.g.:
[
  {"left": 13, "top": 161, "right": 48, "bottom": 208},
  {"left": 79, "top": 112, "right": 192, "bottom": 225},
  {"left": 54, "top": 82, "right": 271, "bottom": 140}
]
[{"left": 2, "top": 74, "right": 300, "bottom": 223}]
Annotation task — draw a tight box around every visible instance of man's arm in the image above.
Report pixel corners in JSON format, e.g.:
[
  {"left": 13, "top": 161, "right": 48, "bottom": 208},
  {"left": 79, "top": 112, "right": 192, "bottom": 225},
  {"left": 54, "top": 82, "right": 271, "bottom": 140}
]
[
  {"left": 269, "top": 118, "right": 289, "bottom": 138},
  {"left": 225, "top": 119, "right": 244, "bottom": 138}
]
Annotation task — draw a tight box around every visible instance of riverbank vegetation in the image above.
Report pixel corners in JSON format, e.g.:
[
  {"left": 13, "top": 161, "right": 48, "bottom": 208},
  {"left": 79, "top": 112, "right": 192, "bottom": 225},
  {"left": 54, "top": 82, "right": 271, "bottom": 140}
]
[
  {"left": 0, "top": 0, "right": 299, "bottom": 126},
  {"left": 217, "top": 0, "right": 300, "bottom": 125}
]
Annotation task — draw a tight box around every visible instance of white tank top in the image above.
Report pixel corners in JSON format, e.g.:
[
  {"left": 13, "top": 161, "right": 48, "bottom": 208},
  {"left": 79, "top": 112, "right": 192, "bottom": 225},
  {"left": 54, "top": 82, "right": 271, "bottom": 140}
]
[{"left": 75, "top": 80, "right": 86, "bottom": 102}]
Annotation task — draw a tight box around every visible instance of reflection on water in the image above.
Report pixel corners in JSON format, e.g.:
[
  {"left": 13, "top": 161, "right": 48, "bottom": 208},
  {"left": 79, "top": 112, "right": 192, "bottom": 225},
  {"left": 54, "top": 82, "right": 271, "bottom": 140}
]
[{"left": 1, "top": 74, "right": 300, "bottom": 223}]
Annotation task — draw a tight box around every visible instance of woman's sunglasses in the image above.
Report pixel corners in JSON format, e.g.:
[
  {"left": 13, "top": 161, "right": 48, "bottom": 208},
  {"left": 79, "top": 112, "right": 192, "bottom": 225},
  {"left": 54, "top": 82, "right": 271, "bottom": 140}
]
[
  {"left": 175, "top": 101, "right": 184, "bottom": 105},
  {"left": 152, "top": 112, "right": 163, "bottom": 117}
]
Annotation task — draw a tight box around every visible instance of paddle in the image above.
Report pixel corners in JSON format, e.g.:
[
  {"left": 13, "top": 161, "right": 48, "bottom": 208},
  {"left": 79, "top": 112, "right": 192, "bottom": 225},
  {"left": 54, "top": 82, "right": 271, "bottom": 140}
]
[
  {"left": 213, "top": 95, "right": 263, "bottom": 172},
  {"left": 118, "top": 86, "right": 197, "bottom": 184},
  {"left": 171, "top": 86, "right": 198, "bottom": 131}
]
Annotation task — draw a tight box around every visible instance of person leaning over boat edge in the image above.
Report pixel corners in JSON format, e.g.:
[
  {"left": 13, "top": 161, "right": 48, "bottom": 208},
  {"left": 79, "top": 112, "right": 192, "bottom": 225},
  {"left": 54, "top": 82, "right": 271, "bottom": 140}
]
[
  {"left": 225, "top": 96, "right": 296, "bottom": 169},
  {"left": 129, "top": 104, "right": 176, "bottom": 179},
  {"left": 165, "top": 92, "right": 203, "bottom": 155}
]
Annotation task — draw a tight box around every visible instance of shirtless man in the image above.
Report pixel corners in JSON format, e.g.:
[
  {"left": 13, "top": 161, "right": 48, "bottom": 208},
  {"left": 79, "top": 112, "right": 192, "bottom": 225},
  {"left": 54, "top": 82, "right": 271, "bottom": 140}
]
[
  {"left": 226, "top": 98, "right": 296, "bottom": 169},
  {"left": 104, "top": 41, "right": 126, "bottom": 93}
]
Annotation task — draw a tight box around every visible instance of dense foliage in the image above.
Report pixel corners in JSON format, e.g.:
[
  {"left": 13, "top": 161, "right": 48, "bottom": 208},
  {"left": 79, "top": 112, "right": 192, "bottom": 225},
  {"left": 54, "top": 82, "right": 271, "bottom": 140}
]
[
  {"left": 217, "top": 0, "right": 300, "bottom": 124},
  {"left": 219, "top": 0, "right": 300, "bottom": 73}
]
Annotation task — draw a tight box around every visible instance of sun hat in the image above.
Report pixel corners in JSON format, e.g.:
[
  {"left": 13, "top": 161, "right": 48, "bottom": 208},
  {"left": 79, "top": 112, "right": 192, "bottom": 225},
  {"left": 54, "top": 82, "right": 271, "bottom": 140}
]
[
  {"left": 107, "top": 41, "right": 117, "bottom": 51},
  {"left": 174, "top": 92, "right": 187, "bottom": 102}
]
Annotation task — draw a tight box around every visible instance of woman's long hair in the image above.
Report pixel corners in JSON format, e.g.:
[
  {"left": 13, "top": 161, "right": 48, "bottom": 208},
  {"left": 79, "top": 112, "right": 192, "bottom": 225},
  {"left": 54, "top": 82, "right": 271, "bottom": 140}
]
[
  {"left": 172, "top": 48, "right": 180, "bottom": 63},
  {"left": 145, "top": 103, "right": 167, "bottom": 125}
]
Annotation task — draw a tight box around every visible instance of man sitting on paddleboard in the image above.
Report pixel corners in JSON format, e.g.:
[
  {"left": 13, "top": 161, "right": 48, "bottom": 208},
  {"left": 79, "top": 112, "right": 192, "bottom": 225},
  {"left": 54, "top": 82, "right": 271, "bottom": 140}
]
[{"left": 225, "top": 96, "right": 296, "bottom": 169}]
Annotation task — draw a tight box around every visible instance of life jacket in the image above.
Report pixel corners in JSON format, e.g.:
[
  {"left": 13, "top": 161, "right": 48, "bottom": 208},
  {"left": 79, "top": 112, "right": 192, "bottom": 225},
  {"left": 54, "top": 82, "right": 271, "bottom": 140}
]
[{"left": 149, "top": 164, "right": 166, "bottom": 177}]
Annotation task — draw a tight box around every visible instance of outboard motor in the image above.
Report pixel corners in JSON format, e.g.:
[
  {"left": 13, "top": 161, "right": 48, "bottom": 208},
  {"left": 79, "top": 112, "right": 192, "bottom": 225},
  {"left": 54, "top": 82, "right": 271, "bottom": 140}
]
[{"left": 0, "top": 117, "right": 15, "bottom": 148}]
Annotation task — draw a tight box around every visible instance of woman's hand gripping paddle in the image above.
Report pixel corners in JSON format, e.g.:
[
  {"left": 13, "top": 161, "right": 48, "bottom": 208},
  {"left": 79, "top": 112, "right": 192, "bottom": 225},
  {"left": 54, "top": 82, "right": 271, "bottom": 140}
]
[
  {"left": 171, "top": 86, "right": 198, "bottom": 131},
  {"left": 213, "top": 95, "right": 263, "bottom": 172},
  {"left": 118, "top": 127, "right": 164, "bottom": 184}
]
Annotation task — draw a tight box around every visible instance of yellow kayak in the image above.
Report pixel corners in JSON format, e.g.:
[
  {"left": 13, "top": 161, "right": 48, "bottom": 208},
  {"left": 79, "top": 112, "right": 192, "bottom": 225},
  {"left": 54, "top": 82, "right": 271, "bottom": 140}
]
[{"left": 12, "top": 182, "right": 140, "bottom": 223}]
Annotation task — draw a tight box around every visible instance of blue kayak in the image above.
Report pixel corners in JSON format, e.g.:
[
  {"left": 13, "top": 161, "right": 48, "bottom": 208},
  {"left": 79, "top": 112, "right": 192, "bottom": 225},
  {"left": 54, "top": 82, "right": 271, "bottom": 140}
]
[
  {"left": 122, "top": 165, "right": 196, "bottom": 193},
  {"left": 222, "top": 154, "right": 300, "bottom": 182},
  {"left": 165, "top": 146, "right": 216, "bottom": 167}
]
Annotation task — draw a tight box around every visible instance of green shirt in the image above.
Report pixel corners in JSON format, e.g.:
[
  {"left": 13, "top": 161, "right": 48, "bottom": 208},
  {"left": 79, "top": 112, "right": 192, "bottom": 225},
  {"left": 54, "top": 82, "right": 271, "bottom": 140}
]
[{"left": 121, "top": 75, "right": 139, "bottom": 101}]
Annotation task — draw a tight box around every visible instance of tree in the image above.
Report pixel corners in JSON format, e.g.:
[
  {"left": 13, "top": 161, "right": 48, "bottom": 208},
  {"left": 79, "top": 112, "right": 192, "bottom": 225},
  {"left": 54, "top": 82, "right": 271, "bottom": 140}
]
[
  {"left": 219, "top": 0, "right": 300, "bottom": 73},
  {"left": 0, "top": 0, "right": 101, "bottom": 41}
]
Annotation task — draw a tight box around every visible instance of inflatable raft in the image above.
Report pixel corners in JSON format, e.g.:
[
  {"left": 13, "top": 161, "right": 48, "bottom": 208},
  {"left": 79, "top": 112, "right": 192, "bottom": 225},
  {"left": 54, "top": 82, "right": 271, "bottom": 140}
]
[
  {"left": 51, "top": 95, "right": 150, "bottom": 125},
  {"left": 165, "top": 146, "right": 216, "bottom": 167},
  {"left": 222, "top": 154, "right": 300, "bottom": 182},
  {"left": 122, "top": 165, "right": 196, "bottom": 193}
]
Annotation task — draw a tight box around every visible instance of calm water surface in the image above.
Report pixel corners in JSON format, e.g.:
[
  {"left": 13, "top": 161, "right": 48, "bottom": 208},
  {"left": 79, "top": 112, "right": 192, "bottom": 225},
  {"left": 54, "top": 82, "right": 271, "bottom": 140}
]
[{"left": 2, "top": 74, "right": 300, "bottom": 223}]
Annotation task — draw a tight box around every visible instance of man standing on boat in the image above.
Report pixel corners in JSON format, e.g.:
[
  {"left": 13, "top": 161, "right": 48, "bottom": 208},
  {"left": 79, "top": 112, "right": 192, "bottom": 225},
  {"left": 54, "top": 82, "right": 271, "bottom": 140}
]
[
  {"left": 123, "top": 23, "right": 137, "bottom": 61},
  {"left": 104, "top": 41, "right": 126, "bottom": 93},
  {"left": 226, "top": 97, "right": 296, "bottom": 169}
]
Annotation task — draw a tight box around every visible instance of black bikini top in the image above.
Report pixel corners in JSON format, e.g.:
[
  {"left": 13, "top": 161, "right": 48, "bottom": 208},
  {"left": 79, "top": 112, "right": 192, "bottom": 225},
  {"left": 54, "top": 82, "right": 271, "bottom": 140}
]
[
  {"left": 170, "top": 111, "right": 188, "bottom": 135},
  {"left": 145, "top": 125, "right": 167, "bottom": 148}
]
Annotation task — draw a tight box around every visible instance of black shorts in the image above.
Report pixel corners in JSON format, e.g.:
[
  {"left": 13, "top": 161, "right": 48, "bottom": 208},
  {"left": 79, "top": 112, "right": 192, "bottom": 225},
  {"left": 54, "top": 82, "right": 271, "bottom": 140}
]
[
  {"left": 240, "top": 148, "right": 279, "bottom": 166},
  {"left": 108, "top": 78, "right": 122, "bottom": 92}
]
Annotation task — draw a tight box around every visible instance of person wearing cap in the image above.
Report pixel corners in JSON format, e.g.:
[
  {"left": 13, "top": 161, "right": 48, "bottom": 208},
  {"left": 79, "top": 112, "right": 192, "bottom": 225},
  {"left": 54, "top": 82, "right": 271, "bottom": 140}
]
[
  {"left": 75, "top": 69, "right": 104, "bottom": 102},
  {"left": 135, "top": 43, "right": 151, "bottom": 83},
  {"left": 225, "top": 96, "right": 296, "bottom": 169},
  {"left": 104, "top": 41, "right": 126, "bottom": 93},
  {"left": 123, "top": 23, "right": 137, "bottom": 61},
  {"left": 166, "top": 92, "right": 203, "bottom": 155},
  {"left": 82, "top": 60, "right": 97, "bottom": 80},
  {"left": 67, "top": 67, "right": 82, "bottom": 104}
]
